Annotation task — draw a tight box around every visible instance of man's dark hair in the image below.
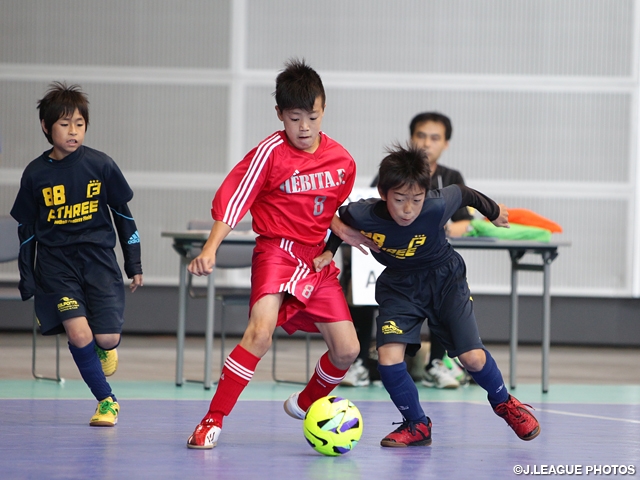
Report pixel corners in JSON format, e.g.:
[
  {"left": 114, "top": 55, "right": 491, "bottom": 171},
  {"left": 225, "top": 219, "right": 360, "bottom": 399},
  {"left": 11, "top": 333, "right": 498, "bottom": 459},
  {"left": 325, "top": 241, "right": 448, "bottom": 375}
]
[
  {"left": 377, "top": 143, "right": 431, "bottom": 197},
  {"left": 274, "top": 58, "right": 325, "bottom": 112},
  {"left": 409, "top": 111, "right": 452, "bottom": 141},
  {"left": 37, "top": 81, "right": 89, "bottom": 144}
]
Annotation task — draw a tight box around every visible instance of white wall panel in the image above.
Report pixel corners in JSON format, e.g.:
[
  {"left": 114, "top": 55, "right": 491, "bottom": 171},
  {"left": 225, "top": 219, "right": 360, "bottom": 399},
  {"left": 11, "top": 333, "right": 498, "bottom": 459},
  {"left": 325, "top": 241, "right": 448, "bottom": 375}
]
[
  {"left": 0, "top": 81, "right": 53, "bottom": 169},
  {"left": 0, "top": 184, "right": 20, "bottom": 280},
  {"left": 246, "top": 0, "right": 633, "bottom": 76},
  {"left": 1, "top": 0, "right": 639, "bottom": 298},
  {"left": 86, "top": 84, "right": 229, "bottom": 174},
  {"left": 0, "top": 0, "right": 231, "bottom": 68},
  {"left": 245, "top": 86, "right": 631, "bottom": 185},
  {"left": 0, "top": 81, "right": 229, "bottom": 174}
]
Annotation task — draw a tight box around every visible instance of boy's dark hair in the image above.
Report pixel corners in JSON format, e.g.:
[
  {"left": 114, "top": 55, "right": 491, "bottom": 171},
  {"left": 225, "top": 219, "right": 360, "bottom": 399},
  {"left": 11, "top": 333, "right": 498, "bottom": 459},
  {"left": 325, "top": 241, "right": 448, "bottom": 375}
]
[
  {"left": 37, "top": 81, "right": 90, "bottom": 145},
  {"left": 377, "top": 143, "right": 431, "bottom": 197},
  {"left": 274, "top": 58, "right": 325, "bottom": 112},
  {"left": 409, "top": 111, "right": 452, "bottom": 141}
]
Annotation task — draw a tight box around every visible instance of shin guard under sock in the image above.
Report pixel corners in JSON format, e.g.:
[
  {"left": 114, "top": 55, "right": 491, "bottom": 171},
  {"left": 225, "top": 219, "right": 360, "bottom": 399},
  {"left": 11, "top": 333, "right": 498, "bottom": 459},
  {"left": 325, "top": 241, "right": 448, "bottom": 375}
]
[
  {"left": 297, "top": 352, "right": 348, "bottom": 411},
  {"left": 468, "top": 349, "right": 509, "bottom": 407},
  {"left": 204, "top": 345, "right": 260, "bottom": 425},
  {"left": 69, "top": 340, "right": 115, "bottom": 402},
  {"left": 378, "top": 362, "right": 427, "bottom": 423}
]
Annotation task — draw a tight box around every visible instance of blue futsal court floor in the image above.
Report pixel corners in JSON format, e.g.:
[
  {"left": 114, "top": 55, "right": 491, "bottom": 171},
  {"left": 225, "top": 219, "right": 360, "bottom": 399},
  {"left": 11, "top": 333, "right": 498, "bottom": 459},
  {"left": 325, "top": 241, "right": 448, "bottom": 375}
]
[{"left": 1, "top": 380, "right": 639, "bottom": 479}]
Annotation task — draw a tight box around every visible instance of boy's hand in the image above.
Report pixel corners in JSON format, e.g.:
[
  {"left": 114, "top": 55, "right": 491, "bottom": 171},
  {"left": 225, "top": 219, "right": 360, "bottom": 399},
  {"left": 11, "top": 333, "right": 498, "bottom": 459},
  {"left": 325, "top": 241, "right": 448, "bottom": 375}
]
[
  {"left": 188, "top": 254, "right": 216, "bottom": 276},
  {"left": 130, "top": 274, "right": 144, "bottom": 293},
  {"left": 342, "top": 226, "right": 380, "bottom": 254},
  {"left": 187, "top": 221, "right": 229, "bottom": 276},
  {"left": 491, "top": 204, "right": 510, "bottom": 228},
  {"left": 313, "top": 251, "right": 334, "bottom": 272},
  {"left": 18, "top": 277, "right": 36, "bottom": 301}
]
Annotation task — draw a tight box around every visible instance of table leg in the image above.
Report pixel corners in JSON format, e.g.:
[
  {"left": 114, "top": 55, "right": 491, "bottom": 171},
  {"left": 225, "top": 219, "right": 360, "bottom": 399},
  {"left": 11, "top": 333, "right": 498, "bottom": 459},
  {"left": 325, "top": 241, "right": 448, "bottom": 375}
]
[
  {"left": 55, "top": 334, "right": 60, "bottom": 381},
  {"left": 305, "top": 333, "right": 311, "bottom": 381},
  {"left": 271, "top": 329, "right": 278, "bottom": 380},
  {"left": 509, "top": 254, "right": 519, "bottom": 389},
  {"left": 221, "top": 300, "right": 226, "bottom": 378},
  {"left": 203, "top": 271, "right": 215, "bottom": 390},
  {"left": 542, "top": 251, "right": 552, "bottom": 393},
  {"left": 176, "top": 255, "right": 188, "bottom": 386}
]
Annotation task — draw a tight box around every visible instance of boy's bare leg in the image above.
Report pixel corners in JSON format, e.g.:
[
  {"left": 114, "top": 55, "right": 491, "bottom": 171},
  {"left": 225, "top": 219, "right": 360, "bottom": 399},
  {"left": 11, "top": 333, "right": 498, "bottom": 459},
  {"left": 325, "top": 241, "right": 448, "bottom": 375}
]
[
  {"left": 94, "top": 332, "right": 121, "bottom": 351},
  {"left": 316, "top": 320, "right": 360, "bottom": 370},
  {"left": 239, "top": 293, "right": 283, "bottom": 357},
  {"left": 457, "top": 348, "right": 486, "bottom": 372},
  {"left": 64, "top": 316, "right": 94, "bottom": 348}
]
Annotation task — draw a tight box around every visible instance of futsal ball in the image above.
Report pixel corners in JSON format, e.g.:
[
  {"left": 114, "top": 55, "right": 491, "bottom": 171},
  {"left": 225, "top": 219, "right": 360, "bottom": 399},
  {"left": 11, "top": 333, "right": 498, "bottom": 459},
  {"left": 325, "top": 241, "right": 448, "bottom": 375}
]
[{"left": 303, "top": 396, "right": 363, "bottom": 456}]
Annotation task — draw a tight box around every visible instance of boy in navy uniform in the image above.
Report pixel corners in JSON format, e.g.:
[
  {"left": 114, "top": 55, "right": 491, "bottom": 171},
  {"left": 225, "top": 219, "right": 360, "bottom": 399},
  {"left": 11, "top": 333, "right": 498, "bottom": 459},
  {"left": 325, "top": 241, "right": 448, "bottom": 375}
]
[
  {"left": 11, "top": 82, "right": 143, "bottom": 427},
  {"left": 321, "top": 144, "right": 540, "bottom": 446},
  {"left": 350, "top": 112, "right": 474, "bottom": 389}
]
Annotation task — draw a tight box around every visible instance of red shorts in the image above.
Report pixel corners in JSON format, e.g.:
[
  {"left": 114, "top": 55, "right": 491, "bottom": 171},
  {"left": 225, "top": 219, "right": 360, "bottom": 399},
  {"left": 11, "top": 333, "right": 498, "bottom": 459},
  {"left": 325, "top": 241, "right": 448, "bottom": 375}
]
[{"left": 250, "top": 237, "right": 352, "bottom": 334}]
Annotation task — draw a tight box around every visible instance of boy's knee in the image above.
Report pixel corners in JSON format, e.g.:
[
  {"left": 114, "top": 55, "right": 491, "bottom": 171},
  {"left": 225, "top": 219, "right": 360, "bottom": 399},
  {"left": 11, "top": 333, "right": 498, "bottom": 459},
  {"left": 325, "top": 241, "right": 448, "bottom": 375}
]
[
  {"left": 241, "top": 326, "right": 273, "bottom": 356},
  {"left": 328, "top": 342, "right": 359, "bottom": 369},
  {"left": 458, "top": 349, "right": 486, "bottom": 372},
  {"left": 342, "top": 343, "right": 360, "bottom": 364},
  {"left": 66, "top": 329, "right": 94, "bottom": 349},
  {"left": 94, "top": 333, "right": 121, "bottom": 351},
  {"left": 67, "top": 333, "right": 93, "bottom": 349}
]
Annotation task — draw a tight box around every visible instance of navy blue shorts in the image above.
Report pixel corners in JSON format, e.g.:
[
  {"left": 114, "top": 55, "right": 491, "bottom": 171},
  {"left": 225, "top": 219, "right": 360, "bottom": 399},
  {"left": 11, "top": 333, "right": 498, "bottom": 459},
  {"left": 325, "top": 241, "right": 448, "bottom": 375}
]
[
  {"left": 375, "top": 251, "right": 484, "bottom": 358},
  {"left": 34, "top": 244, "right": 125, "bottom": 336}
]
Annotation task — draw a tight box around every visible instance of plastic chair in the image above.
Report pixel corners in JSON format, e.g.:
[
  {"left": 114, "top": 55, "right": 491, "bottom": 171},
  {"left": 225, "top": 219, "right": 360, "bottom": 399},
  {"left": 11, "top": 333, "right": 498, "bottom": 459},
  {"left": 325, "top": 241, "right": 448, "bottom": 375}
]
[{"left": 0, "top": 216, "right": 62, "bottom": 382}]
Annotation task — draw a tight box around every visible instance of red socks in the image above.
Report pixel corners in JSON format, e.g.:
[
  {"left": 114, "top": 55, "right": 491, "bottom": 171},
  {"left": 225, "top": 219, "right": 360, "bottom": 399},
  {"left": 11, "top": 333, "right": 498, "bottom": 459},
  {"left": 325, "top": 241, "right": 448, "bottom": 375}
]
[
  {"left": 297, "top": 352, "right": 348, "bottom": 411},
  {"left": 203, "top": 345, "right": 260, "bottom": 425},
  {"left": 202, "top": 348, "right": 348, "bottom": 423}
]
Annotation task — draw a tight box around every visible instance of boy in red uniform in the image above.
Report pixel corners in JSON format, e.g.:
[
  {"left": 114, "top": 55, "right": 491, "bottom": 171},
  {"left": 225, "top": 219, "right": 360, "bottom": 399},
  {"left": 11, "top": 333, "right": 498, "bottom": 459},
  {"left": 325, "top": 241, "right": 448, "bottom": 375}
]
[{"left": 186, "top": 59, "right": 373, "bottom": 449}]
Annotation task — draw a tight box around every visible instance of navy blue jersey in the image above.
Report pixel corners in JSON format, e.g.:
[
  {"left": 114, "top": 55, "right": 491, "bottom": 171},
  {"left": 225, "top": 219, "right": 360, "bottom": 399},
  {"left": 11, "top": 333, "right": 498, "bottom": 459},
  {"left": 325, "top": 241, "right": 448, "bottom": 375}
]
[
  {"left": 337, "top": 184, "right": 499, "bottom": 271},
  {"left": 11, "top": 145, "right": 133, "bottom": 249},
  {"left": 11, "top": 145, "right": 141, "bottom": 300}
]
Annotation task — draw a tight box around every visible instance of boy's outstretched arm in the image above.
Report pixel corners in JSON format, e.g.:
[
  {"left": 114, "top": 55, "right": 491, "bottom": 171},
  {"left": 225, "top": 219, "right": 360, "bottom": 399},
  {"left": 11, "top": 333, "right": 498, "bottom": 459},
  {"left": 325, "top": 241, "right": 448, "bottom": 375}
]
[
  {"left": 188, "top": 220, "right": 232, "bottom": 276},
  {"left": 330, "top": 215, "right": 380, "bottom": 254},
  {"left": 315, "top": 214, "right": 381, "bottom": 272},
  {"left": 458, "top": 185, "right": 510, "bottom": 228}
]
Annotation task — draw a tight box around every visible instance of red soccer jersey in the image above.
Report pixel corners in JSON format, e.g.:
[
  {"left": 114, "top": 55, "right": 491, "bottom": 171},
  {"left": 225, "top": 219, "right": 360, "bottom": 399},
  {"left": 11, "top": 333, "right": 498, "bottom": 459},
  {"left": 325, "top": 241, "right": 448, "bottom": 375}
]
[{"left": 212, "top": 131, "right": 356, "bottom": 246}]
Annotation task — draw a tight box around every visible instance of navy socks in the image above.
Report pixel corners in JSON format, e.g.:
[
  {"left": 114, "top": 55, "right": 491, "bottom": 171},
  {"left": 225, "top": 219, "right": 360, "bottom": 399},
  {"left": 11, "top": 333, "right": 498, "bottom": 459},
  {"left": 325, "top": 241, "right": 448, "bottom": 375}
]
[
  {"left": 468, "top": 349, "right": 509, "bottom": 407},
  {"left": 69, "top": 339, "right": 115, "bottom": 402},
  {"left": 378, "top": 362, "right": 427, "bottom": 423}
]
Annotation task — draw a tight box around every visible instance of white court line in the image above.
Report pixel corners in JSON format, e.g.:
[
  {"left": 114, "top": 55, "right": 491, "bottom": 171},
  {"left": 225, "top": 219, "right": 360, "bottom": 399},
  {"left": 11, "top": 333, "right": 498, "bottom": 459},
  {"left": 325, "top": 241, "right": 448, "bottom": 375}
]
[
  {"left": 536, "top": 408, "right": 640, "bottom": 425},
  {"left": 462, "top": 400, "right": 640, "bottom": 425}
]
